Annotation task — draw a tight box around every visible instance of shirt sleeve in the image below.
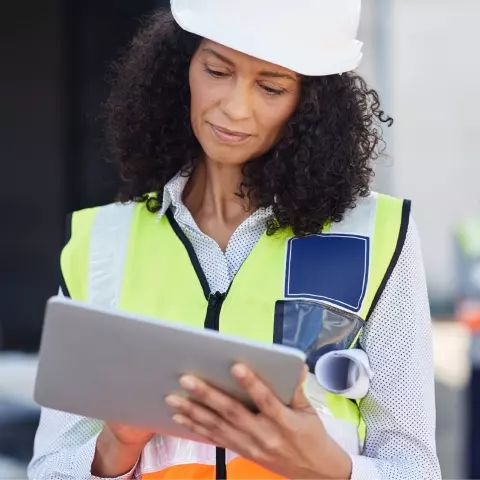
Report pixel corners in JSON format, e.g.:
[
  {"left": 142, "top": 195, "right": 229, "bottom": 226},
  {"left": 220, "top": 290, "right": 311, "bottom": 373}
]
[
  {"left": 349, "top": 216, "right": 442, "bottom": 479},
  {"left": 28, "top": 407, "right": 138, "bottom": 480}
]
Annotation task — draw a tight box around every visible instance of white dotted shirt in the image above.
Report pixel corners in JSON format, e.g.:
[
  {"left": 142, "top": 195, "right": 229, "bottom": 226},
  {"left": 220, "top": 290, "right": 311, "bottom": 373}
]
[{"left": 29, "top": 173, "right": 441, "bottom": 480}]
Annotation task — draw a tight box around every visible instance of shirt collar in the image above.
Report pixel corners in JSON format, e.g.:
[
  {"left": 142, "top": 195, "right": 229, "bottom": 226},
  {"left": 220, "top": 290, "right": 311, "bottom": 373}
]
[
  {"left": 156, "top": 172, "right": 190, "bottom": 220},
  {"left": 156, "top": 171, "right": 274, "bottom": 223}
]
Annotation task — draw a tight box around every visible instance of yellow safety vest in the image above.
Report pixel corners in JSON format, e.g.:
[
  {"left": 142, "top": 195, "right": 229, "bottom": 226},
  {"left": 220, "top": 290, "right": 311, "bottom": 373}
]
[{"left": 60, "top": 191, "right": 410, "bottom": 479}]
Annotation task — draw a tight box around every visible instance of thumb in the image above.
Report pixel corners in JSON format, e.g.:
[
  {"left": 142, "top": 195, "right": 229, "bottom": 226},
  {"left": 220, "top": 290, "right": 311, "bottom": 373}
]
[{"left": 291, "top": 365, "right": 313, "bottom": 411}]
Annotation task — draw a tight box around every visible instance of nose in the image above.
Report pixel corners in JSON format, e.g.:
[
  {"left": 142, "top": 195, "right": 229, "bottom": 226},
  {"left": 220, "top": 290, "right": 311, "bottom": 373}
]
[{"left": 221, "top": 78, "right": 253, "bottom": 121}]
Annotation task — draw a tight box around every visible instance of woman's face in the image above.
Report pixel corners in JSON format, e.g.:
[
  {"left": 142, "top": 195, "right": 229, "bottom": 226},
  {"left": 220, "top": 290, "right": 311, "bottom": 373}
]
[{"left": 189, "top": 40, "right": 301, "bottom": 166}]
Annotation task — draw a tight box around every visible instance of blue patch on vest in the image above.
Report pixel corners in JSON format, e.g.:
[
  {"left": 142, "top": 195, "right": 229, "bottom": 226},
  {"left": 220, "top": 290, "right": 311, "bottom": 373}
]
[{"left": 284, "top": 234, "right": 369, "bottom": 312}]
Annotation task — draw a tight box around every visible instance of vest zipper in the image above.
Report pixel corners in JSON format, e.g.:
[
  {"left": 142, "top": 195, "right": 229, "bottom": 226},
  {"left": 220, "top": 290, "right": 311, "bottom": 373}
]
[
  {"left": 205, "top": 291, "right": 228, "bottom": 479},
  {"left": 205, "top": 291, "right": 226, "bottom": 331},
  {"left": 167, "top": 210, "right": 229, "bottom": 479}
]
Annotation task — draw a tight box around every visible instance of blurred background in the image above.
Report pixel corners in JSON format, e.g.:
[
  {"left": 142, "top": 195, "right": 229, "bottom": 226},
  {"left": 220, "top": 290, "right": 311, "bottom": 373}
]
[{"left": 0, "top": 0, "right": 478, "bottom": 477}]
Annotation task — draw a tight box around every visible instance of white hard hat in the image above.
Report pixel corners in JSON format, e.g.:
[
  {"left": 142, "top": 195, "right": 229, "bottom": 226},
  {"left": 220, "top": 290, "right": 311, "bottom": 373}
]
[{"left": 170, "top": 0, "right": 363, "bottom": 76}]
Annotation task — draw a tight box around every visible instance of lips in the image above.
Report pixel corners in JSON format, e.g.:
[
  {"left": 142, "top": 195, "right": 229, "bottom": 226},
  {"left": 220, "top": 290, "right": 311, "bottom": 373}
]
[{"left": 209, "top": 123, "right": 252, "bottom": 144}]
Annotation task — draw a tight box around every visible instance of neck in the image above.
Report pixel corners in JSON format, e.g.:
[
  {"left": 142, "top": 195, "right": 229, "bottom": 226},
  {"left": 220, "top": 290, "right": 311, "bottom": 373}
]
[
  {"left": 184, "top": 157, "right": 252, "bottom": 223},
  {"left": 183, "top": 157, "right": 254, "bottom": 250}
]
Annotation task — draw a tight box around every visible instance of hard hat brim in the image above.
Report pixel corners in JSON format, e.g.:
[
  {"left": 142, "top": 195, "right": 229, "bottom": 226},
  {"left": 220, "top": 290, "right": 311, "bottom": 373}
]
[{"left": 171, "top": 0, "right": 363, "bottom": 76}]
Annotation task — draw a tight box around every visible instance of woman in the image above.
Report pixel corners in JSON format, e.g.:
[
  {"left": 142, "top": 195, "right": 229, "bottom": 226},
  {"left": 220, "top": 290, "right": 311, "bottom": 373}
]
[{"left": 29, "top": 1, "right": 441, "bottom": 479}]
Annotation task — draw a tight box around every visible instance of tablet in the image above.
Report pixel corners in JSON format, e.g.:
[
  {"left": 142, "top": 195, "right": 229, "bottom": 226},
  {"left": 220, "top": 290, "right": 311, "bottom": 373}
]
[{"left": 34, "top": 297, "right": 306, "bottom": 441}]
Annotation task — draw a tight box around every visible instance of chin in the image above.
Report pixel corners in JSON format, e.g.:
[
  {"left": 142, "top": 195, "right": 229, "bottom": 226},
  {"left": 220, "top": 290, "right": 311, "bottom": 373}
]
[{"left": 201, "top": 143, "right": 251, "bottom": 167}]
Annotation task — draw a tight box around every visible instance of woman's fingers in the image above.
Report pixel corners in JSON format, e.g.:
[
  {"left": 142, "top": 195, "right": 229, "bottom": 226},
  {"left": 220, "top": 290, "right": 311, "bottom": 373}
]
[
  {"left": 166, "top": 395, "right": 220, "bottom": 432},
  {"left": 290, "top": 365, "right": 315, "bottom": 411},
  {"left": 231, "top": 364, "right": 287, "bottom": 421},
  {"left": 165, "top": 395, "right": 257, "bottom": 452},
  {"left": 177, "top": 375, "right": 257, "bottom": 427}
]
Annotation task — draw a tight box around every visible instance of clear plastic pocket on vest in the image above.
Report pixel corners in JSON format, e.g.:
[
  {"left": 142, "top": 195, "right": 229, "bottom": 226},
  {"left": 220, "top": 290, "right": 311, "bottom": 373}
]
[{"left": 274, "top": 300, "right": 364, "bottom": 372}]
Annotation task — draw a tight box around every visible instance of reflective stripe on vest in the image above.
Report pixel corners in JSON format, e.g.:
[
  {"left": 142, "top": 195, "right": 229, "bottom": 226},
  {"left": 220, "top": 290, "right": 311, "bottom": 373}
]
[{"left": 61, "top": 192, "right": 410, "bottom": 479}]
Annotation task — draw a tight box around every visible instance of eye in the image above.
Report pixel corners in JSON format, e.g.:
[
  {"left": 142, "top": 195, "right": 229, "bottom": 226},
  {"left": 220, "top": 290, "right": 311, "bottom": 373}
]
[
  {"left": 260, "top": 84, "right": 286, "bottom": 96},
  {"left": 205, "top": 67, "right": 230, "bottom": 79}
]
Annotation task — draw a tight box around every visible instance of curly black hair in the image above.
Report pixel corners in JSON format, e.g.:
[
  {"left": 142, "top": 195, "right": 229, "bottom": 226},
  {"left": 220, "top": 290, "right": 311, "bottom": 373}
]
[{"left": 105, "top": 9, "right": 393, "bottom": 237}]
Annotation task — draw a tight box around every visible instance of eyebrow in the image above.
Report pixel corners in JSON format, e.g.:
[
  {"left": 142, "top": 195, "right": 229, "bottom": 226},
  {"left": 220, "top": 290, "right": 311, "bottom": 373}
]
[
  {"left": 202, "top": 47, "right": 235, "bottom": 66},
  {"left": 202, "top": 47, "right": 298, "bottom": 82},
  {"left": 258, "top": 71, "right": 297, "bottom": 82}
]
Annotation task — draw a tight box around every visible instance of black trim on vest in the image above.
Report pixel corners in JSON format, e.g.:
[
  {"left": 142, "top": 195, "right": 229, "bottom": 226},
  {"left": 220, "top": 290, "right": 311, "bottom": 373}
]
[
  {"left": 205, "top": 291, "right": 226, "bottom": 331},
  {"left": 365, "top": 199, "right": 411, "bottom": 320},
  {"left": 59, "top": 213, "right": 72, "bottom": 298},
  {"left": 205, "top": 291, "right": 228, "bottom": 480},
  {"left": 215, "top": 448, "right": 227, "bottom": 480},
  {"left": 166, "top": 208, "right": 210, "bottom": 300},
  {"left": 166, "top": 207, "right": 228, "bottom": 479},
  {"left": 273, "top": 301, "right": 284, "bottom": 344}
]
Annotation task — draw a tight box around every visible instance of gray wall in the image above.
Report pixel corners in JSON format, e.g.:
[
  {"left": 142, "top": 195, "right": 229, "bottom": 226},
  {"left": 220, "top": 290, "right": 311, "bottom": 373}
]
[{"left": 390, "top": 0, "right": 479, "bottom": 300}]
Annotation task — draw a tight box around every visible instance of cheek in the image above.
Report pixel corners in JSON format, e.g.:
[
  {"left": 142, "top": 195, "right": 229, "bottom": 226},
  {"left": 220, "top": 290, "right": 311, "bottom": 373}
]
[
  {"left": 258, "top": 99, "right": 298, "bottom": 143},
  {"left": 189, "top": 72, "right": 222, "bottom": 121},
  {"left": 189, "top": 74, "right": 204, "bottom": 122}
]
